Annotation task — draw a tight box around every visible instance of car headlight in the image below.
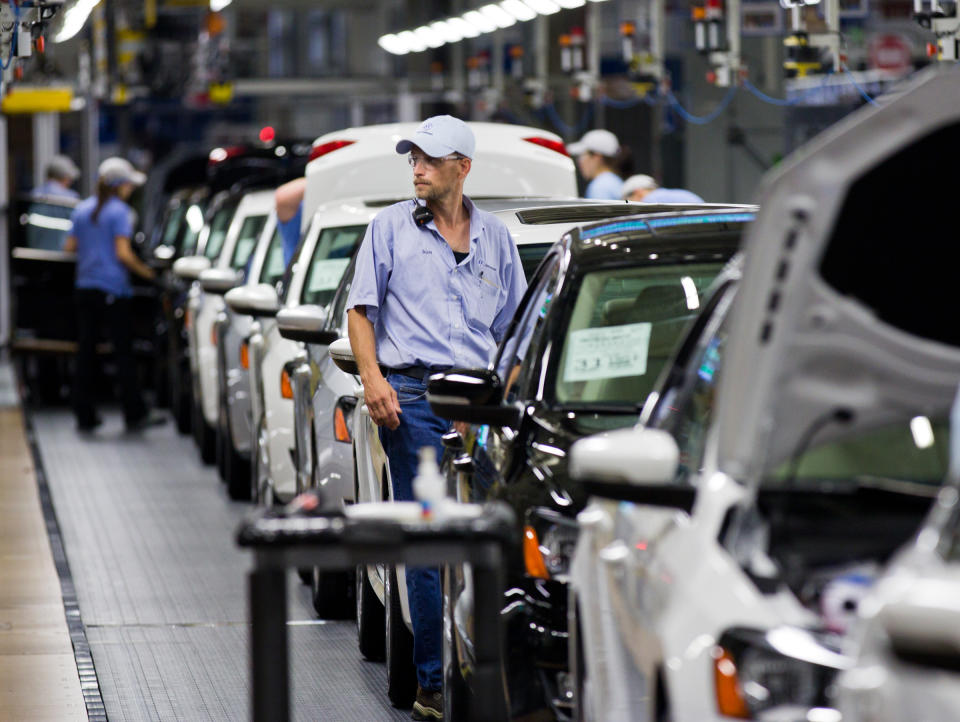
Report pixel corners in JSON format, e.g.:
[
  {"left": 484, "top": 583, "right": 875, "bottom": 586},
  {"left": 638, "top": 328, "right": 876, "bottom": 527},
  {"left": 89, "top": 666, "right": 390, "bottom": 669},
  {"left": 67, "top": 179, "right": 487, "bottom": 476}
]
[
  {"left": 714, "top": 627, "right": 848, "bottom": 720},
  {"left": 523, "top": 507, "right": 578, "bottom": 581}
]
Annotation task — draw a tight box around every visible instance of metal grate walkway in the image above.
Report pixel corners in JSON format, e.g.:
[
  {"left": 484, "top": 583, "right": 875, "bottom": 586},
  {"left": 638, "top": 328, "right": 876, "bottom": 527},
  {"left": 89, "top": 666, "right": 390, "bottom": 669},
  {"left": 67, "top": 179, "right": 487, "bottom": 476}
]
[{"left": 31, "top": 408, "right": 408, "bottom": 721}]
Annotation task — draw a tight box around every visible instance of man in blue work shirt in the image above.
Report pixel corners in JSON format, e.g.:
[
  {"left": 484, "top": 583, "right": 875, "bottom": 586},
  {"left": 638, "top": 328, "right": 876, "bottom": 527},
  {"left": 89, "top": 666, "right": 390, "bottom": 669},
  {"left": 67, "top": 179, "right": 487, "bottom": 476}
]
[
  {"left": 32, "top": 154, "right": 81, "bottom": 200},
  {"left": 274, "top": 176, "right": 305, "bottom": 266},
  {"left": 346, "top": 115, "right": 526, "bottom": 721}
]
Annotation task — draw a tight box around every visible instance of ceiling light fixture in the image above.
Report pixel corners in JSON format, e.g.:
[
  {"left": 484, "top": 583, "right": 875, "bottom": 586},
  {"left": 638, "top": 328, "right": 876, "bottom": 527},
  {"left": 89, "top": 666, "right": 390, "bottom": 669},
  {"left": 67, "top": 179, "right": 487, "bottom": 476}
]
[
  {"left": 447, "top": 16, "right": 481, "bottom": 38},
  {"left": 500, "top": 0, "right": 537, "bottom": 21},
  {"left": 377, "top": 33, "right": 409, "bottom": 55},
  {"left": 480, "top": 3, "right": 517, "bottom": 28},
  {"left": 431, "top": 20, "right": 464, "bottom": 43},
  {"left": 524, "top": 0, "right": 562, "bottom": 13},
  {"left": 463, "top": 9, "right": 498, "bottom": 33},
  {"left": 397, "top": 29, "right": 428, "bottom": 52}
]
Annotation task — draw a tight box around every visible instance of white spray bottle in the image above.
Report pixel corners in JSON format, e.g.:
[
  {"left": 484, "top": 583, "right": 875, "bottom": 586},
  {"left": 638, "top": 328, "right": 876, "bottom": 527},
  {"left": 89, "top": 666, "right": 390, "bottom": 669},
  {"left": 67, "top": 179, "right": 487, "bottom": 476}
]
[{"left": 413, "top": 446, "right": 446, "bottom": 518}]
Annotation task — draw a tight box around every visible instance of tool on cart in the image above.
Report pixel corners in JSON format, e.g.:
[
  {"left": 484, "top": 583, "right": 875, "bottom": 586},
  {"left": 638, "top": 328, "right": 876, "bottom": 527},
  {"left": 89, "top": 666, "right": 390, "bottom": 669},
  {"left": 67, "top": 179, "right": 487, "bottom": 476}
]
[{"left": 237, "top": 491, "right": 515, "bottom": 722}]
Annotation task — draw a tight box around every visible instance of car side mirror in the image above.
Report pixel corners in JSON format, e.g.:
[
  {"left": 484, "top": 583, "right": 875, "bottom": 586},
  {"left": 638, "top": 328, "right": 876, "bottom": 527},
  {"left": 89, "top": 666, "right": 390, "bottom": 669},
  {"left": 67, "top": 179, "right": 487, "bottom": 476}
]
[
  {"left": 427, "top": 368, "right": 521, "bottom": 427},
  {"left": 328, "top": 338, "right": 359, "bottom": 376},
  {"left": 570, "top": 427, "right": 692, "bottom": 510},
  {"left": 172, "top": 255, "right": 211, "bottom": 281},
  {"left": 877, "top": 581, "right": 960, "bottom": 667},
  {"left": 225, "top": 283, "right": 280, "bottom": 318},
  {"left": 200, "top": 268, "right": 242, "bottom": 295},
  {"left": 276, "top": 305, "right": 338, "bottom": 344}
]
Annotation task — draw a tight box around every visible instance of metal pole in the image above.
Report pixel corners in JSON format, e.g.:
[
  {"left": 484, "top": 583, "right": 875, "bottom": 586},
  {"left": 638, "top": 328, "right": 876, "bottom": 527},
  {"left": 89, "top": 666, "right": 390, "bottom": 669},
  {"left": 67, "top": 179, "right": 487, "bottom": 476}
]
[
  {"left": 0, "top": 115, "right": 9, "bottom": 348},
  {"left": 249, "top": 567, "right": 288, "bottom": 722},
  {"left": 32, "top": 113, "right": 59, "bottom": 188}
]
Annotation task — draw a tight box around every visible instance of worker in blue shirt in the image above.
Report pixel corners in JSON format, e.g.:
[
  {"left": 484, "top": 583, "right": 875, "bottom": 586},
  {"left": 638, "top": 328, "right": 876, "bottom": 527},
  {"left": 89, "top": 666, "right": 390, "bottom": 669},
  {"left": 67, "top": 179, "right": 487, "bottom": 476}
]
[
  {"left": 346, "top": 116, "right": 526, "bottom": 721},
  {"left": 64, "top": 157, "right": 162, "bottom": 432},
  {"left": 568, "top": 129, "right": 626, "bottom": 200},
  {"left": 622, "top": 174, "right": 705, "bottom": 203},
  {"left": 32, "top": 155, "right": 81, "bottom": 200},
  {"left": 274, "top": 176, "right": 305, "bottom": 266}
]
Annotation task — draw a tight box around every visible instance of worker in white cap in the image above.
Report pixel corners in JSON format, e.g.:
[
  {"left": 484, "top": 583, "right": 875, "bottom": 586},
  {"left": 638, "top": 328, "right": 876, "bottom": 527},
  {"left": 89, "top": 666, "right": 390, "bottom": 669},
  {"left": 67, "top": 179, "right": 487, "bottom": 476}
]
[
  {"left": 64, "top": 157, "right": 163, "bottom": 433},
  {"left": 622, "top": 173, "right": 705, "bottom": 203},
  {"left": 32, "top": 154, "right": 81, "bottom": 200},
  {"left": 345, "top": 115, "right": 527, "bottom": 721},
  {"left": 567, "top": 128, "right": 625, "bottom": 200}
]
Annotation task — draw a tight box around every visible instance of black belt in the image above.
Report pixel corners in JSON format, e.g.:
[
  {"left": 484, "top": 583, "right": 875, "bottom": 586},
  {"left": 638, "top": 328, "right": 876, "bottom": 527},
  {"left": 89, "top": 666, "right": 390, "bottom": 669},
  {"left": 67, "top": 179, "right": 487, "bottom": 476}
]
[{"left": 384, "top": 365, "right": 447, "bottom": 383}]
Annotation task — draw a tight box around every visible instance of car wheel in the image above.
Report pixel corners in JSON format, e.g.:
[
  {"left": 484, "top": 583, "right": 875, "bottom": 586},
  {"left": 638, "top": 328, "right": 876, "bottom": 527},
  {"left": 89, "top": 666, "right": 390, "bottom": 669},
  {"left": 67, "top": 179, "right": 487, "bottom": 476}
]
[
  {"left": 171, "top": 363, "right": 191, "bottom": 435},
  {"left": 192, "top": 384, "right": 216, "bottom": 465},
  {"left": 385, "top": 564, "right": 417, "bottom": 708},
  {"left": 312, "top": 567, "right": 354, "bottom": 619},
  {"left": 356, "top": 564, "right": 385, "bottom": 661},
  {"left": 224, "top": 406, "right": 251, "bottom": 501},
  {"left": 442, "top": 566, "right": 471, "bottom": 719}
]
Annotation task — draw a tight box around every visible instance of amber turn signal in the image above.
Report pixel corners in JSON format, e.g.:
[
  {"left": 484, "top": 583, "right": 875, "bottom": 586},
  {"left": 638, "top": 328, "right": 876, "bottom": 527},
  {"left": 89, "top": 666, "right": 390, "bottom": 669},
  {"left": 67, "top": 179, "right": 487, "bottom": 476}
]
[
  {"left": 280, "top": 369, "right": 293, "bottom": 399},
  {"left": 522, "top": 526, "right": 550, "bottom": 580},
  {"left": 713, "top": 648, "right": 750, "bottom": 719}
]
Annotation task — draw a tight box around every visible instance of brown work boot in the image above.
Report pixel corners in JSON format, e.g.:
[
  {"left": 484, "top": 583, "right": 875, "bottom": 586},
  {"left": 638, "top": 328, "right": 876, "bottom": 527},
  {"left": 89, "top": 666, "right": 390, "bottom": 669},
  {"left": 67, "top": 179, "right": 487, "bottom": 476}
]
[{"left": 411, "top": 686, "right": 443, "bottom": 721}]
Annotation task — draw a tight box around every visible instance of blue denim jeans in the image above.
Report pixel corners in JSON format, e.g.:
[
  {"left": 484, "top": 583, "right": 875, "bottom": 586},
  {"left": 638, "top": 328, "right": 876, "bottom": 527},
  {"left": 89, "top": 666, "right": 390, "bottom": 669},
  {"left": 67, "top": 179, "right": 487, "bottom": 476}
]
[{"left": 379, "top": 372, "right": 447, "bottom": 691}]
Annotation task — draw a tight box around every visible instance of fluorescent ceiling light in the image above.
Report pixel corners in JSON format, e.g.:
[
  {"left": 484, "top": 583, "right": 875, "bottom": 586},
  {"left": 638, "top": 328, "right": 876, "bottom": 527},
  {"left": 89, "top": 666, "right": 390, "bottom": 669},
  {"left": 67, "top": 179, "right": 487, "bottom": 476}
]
[
  {"left": 398, "top": 29, "right": 427, "bottom": 52},
  {"left": 463, "top": 9, "right": 498, "bottom": 33},
  {"left": 378, "top": 33, "right": 410, "bottom": 55},
  {"left": 555, "top": 0, "right": 586, "bottom": 7},
  {"left": 431, "top": 20, "right": 464, "bottom": 43},
  {"left": 447, "top": 17, "right": 481, "bottom": 38},
  {"left": 480, "top": 3, "right": 517, "bottom": 28},
  {"left": 414, "top": 25, "right": 445, "bottom": 48},
  {"left": 524, "top": 0, "right": 561, "bottom": 12},
  {"left": 501, "top": 0, "right": 537, "bottom": 20},
  {"left": 210, "top": 0, "right": 231, "bottom": 10},
  {"left": 53, "top": 0, "right": 101, "bottom": 43}
]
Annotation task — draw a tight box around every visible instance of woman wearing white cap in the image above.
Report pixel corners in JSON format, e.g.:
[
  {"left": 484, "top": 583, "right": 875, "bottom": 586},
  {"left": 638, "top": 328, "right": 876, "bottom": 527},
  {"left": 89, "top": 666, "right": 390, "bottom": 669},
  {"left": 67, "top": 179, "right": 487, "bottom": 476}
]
[
  {"left": 567, "top": 128, "right": 627, "bottom": 200},
  {"left": 64, "top": 157, "right": 161, "bottom": 432}
]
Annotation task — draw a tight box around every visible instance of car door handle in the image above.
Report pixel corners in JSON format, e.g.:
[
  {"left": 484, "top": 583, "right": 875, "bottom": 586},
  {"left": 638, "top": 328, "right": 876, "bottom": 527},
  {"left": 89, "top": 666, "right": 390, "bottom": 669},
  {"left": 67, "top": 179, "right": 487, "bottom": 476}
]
[{"left": 452, "top": 454, "right": 474, "bottom": 474}]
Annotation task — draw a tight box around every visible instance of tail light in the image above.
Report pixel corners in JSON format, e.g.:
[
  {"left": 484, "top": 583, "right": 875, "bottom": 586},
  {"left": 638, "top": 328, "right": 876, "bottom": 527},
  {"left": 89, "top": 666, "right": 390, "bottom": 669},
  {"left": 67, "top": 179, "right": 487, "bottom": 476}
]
[
  {"left": 333, "top": 397, "right": 357, "bottom": 443},
  {"left": 309, "top": 140, "right": 356, "bottom": 162},
  {"left": 523, "top": 137, "right": 569, "bottom": 156},
  {"left": 208, "top": 145, "right": 245, "bottom": 164},
  {"left": 240, "top": 340, "right": 250, "bottom": 369},
  {"left": 281, "top": 369, "right": 293, "bottom": 399},
  {"left": 522, "top": 526, "right": 550, "bottom": 579}
]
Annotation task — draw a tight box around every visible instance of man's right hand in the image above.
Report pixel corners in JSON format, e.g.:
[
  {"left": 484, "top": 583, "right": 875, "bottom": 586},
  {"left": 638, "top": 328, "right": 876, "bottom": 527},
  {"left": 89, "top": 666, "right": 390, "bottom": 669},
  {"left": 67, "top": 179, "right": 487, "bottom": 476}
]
[{"left": 363, "top": 373, "right": 402, "bottom": 430}]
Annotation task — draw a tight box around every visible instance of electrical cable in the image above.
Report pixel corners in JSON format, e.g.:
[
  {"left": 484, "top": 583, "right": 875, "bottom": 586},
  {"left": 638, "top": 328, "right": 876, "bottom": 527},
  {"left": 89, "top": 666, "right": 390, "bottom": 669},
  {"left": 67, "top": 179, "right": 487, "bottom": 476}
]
[
  {"left": 843, "top": 67, "right": 880, "bottom": 106},
  {"left": 665, "top": 83, "right": 737, "bottom": 125}
]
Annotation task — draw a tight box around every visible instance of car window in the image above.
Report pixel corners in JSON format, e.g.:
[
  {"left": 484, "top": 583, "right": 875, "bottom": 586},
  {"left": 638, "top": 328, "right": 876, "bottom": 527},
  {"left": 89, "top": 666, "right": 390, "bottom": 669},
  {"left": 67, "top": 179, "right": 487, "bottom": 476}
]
[
  {"left": 326, "top": 257, "right": 358, "bottom": 333},
  {"left": 21, "top": 199, "right": 75, "bottom": 250},
  {"left": 178, "top": 203, "right": 205, "bottom": 256},
  {"left": 518, "top": 242, "right": 552, "bottom": 279},
  {"left": 649, "top": 284, "right": 736, "bottom": 483},
  {"left": 161, "top": 204, "right": 187, "bottom": 246},
  {"left": 203, "top": 202, "right": 238, "bottom": 260},
  {"left": 258, "top": 226, "right": 286, "bottom": 286},
  {"left": 301, "top": 225, "right": 367, "bottom": 307},
  {"left": 229, "top": 214, "right": 268, "bottom": 270},
  {"left": 495, "top": 253, "right": 563, "bottom": 397},
  {"left": 553, "top": 262, "right": 724, "bottom": 410}
]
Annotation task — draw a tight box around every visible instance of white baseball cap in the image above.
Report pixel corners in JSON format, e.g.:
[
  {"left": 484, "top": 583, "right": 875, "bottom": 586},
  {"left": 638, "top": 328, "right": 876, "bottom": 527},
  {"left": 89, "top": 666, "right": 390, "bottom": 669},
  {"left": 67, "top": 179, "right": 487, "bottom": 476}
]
[
  {"left": 47, "top": 154, "right": 80, "bottom": 181},
  {"left": 621, "top": 174, "right": 659, "bottom": 199},
  {"left": 98, "top": 157, "right": 147, "bottom": 187},
  {"left": 395, "top": 115, "right": 476, "bottom": 159},
  {"left": 567, "top": 129, "right": 620, "bottom": 157}
]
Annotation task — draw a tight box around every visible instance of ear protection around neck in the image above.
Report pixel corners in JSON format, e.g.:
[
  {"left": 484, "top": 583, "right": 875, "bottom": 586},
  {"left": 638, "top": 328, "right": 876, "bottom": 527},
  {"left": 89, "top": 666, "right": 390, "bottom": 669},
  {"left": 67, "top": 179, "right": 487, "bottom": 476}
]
[{"left": 412, "top": 199, "right": 434, "bottom": 227}]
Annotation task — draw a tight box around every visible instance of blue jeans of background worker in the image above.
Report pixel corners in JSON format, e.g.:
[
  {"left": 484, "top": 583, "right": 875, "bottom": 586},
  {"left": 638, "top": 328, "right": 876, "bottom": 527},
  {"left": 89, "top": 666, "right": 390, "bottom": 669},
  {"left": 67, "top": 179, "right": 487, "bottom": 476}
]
[{"left": 378, "top": 372, "right": 447, "bottom": 692}]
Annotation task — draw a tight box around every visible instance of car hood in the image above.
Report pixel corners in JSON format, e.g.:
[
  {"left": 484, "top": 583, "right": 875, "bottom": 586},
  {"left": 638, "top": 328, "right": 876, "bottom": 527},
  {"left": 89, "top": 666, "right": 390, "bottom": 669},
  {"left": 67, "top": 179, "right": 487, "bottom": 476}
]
[{"left": 716, "top": 68, "right": 960, "bottom": 482}]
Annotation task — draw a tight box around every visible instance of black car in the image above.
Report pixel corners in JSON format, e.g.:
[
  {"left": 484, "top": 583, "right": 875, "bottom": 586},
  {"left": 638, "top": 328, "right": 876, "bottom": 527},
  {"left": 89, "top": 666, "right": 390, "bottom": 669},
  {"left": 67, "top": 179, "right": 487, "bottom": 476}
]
[{"left": 427, "top": 207, "right": 755, "bottom": 719}]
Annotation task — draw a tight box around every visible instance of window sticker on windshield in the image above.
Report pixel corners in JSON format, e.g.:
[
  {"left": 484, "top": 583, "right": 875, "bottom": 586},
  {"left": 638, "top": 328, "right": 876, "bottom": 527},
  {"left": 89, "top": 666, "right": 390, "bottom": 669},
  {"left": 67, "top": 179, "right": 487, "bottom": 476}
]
[
  {"left": 307, "top": 258, "right": 351, "bottom": 292},
  {"left": 563, "top": 322, "right": 651, "bottom": 382}
]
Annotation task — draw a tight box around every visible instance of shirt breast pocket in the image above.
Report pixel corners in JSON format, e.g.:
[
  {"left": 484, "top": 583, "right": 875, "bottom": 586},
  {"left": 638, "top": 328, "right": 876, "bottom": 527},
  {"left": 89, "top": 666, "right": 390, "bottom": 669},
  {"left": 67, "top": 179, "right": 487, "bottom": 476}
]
[{"left": 475, "top": 264, "right": 500, "bottom": 327}]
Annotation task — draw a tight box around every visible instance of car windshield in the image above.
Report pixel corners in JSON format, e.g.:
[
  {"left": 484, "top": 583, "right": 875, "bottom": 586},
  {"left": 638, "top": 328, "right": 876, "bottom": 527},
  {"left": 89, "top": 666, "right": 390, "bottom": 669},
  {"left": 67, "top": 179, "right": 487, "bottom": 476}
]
[
  {"left": 203, "top": 202, "right": 237, "bottom": 260},
  {"left": 301, "top": 225, "right": 367, "bottom": 307},
  {"left": 161, "top": 204, "right": 187, "bottom": 246},
  {"left": 229, "top": 214, "right": 268, "bottom": 270},
  {"left": 258, "top": 226, "right": 286, "bottom": 287},
  {"left": 765, "top": 417, "right": 949, "bottom": 491},
  {"left": 552, "top": 262, "right": 724, "bottom": 409}
]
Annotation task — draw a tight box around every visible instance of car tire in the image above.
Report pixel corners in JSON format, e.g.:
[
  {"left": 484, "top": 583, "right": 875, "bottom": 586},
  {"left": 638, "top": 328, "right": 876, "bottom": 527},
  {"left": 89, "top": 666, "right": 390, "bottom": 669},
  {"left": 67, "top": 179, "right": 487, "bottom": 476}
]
[
  {"left": 356, "top": 564, "right": 385, "bottom": 661},
  {"left": 224, "top": 406, "right": 251, "bottom": 502},
  {"left": 385, "top": 564, "right": 417, "bottom": 708},
  {"left": 442, "top": 566, "right": 471, "bottom": 720},
  {"left": 312, "top": 567, "right": 354, "bottom": 619},
  {"left": 192, "top": 386, "right": 216, "bottom": 465}
]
